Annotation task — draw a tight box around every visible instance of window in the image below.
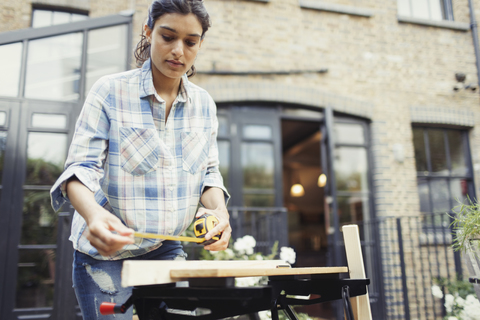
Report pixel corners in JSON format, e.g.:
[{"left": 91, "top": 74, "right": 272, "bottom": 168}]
[
  {"left": 397, "top": 0, "right": 452, "bottom": 21},
  {"left": 412, "top": 127, "right": 474, "bottom": 226},
  {"left": 32, "top": 8, "right": 88, "bottom": 28}
]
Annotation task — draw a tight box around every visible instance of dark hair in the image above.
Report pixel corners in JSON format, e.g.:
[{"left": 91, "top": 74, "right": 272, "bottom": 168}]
[{"left": 134, "top": 0, "right": 211, "bottom": 77}]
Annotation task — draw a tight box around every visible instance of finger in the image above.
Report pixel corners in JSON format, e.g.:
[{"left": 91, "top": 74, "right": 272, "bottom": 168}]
[
  {"left": 195, "top": 207, "right": 207, "bottom": 218},
  {"left": 205, "top": 220, "right": 229, "bottom": 240},
  {"left": 204, "top": 227, "right": 231, "bottom": 251}
]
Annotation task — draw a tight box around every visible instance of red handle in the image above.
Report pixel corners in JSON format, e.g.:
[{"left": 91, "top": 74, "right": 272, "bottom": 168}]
[{"left": 99, "top": 302, "right": 117, "bottom": 315}]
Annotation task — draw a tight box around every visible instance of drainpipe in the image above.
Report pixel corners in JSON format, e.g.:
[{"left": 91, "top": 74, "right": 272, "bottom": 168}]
[{"left": 468, "top": 0, "right": 480, "bottom": 90}]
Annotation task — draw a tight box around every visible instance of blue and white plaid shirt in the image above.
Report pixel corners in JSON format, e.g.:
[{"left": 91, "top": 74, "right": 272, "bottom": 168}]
[{"left": 50, "top": 59, "right": 229, "bottom": 260}]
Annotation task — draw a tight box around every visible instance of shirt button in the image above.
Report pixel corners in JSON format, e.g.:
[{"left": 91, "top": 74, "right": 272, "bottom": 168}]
[
  {"left": 169, "top": 187, "right": 174, "bottom": 191},
  {"left": 169, "top": 229, "right": 174, "bottom": 234}
]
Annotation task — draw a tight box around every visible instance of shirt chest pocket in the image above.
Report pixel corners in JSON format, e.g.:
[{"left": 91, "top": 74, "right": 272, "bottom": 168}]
[
  {"left": 120, "top": 127, "right": 160, "bottom": 176},
  {"left": 182, "top": 132, "right": 209, "bottom": 174}
]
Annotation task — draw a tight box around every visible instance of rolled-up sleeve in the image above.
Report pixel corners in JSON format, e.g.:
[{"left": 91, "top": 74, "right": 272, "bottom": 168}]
[
  {"left": 200, "top": 96, "right": 231, "bottom": 206},
  {"left": 50, "top": 77, "right": 111, "bottom": 212}
]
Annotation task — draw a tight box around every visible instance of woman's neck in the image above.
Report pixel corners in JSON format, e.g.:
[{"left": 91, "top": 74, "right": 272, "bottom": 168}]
[{"left": 151, "top": 66, "right": 181, "bottom": 99}]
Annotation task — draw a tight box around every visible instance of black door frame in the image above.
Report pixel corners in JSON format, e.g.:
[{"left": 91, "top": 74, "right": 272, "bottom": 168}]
[{"left": 0, "top": 13, "right": 133, "bottom": 320}]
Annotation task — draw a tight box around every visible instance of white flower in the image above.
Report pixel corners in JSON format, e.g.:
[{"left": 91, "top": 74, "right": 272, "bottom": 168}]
[
  {"left": 431, "top": 285, "right": 443, "bottom": 299},
  {"left": 463, "top": 295, "right": 480, "bottom": 319},
  {"left": 234, "top": 235, "right": 256, "bottom": 255},
  {"left": 280, "top": 247, "right": 296, "bottom": 264},
  {"left": 456, "top": 296, "right": 466, "bottom": 308},
  {"left": 224, "top": 248, "right": 234, "bottom": 259},
  {"left": 256, "top": 254, "right": 263, "bottom": 260},
  {"left": 258, "top": 310, "right": 272, "bottom": 320},
  {"left": 235, "top": 277, "right": 262, "bottom": 287},
  {"left": 445, "top": 294, "right": 455, "bottom": 313},
  {"left": 448, "top": 317, "right": 458, "bottom": 320}
]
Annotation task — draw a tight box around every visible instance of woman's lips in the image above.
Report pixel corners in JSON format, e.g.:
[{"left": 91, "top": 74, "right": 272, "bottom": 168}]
[{"left": 167, "top": 60, "right": 184, "bottom": 68}]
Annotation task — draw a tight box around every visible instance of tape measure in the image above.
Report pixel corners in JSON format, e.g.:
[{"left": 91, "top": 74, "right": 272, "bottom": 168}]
[
  {"left": 193, "top": 213, "right": 222, "bottom": 245},
  {"left": 134, "top": 214, "right": 222, "bottom": 245}
]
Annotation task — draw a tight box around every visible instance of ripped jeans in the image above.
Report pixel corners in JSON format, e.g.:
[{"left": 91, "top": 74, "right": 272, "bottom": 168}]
[{"left": 73, "top": 241, "right": 186, "bottom": 320}]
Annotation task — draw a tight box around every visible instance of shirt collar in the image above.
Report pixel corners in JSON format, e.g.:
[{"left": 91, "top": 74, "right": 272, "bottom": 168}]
[{"left": 140, "top": 58, "right": 191, "bottom": 103}]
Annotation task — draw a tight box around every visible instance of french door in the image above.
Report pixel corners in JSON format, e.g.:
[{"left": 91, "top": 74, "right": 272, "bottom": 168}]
[{"left": 0, "top": 100, "right": 78, "bottom": 320}]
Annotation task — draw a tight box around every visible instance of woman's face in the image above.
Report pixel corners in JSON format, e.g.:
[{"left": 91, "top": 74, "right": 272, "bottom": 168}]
[{"left": 145, "top": 13, "right": 203, "bottom": 81}]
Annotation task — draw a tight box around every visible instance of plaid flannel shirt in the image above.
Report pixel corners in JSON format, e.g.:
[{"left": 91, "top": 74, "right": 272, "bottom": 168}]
[{"left": 50, "top": 59, "right": 229, "bottom": 260}]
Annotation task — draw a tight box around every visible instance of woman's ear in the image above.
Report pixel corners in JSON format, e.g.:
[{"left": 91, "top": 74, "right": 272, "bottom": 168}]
[
  {"left": 199, "top": 38, "right": 204, "bottom": 49},
  {"left": 144, "top": 24, "right": 152, "bottom": 41}
]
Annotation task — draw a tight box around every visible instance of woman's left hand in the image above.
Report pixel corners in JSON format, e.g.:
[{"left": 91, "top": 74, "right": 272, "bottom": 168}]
[{"left": 195, "top": 206, "right": 231, "bottom": 251}]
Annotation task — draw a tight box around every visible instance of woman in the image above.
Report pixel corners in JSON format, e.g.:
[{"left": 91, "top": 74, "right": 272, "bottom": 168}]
[{"left": 50, "top": 0, "right": 231, "bottom": 318}]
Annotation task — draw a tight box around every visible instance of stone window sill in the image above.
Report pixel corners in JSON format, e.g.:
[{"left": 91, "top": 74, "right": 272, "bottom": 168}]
[
  {"left": 398, "top": 15, "right": 470, "bottom": 31},
  {"left": 299, "top": 0, "right": 374, "bottom": 17}
]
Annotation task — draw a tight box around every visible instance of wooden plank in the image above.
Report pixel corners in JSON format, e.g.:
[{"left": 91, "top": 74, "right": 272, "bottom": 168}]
[
  {"left": 121, "top": 260, "right": 287, "bottom": 287},
  {"left": 170, "top": 266, "right": 348, "bottom": 279},
  {"left": 342, "top": 225, "right": 372, "bottom": 320}
]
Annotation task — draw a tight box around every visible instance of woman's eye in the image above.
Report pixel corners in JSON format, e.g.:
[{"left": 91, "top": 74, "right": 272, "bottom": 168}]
[
  {"left": 186, "top": 41, "right": 196, "bottom": 47},
  {"left": 162, "top": 35, "right": 173, "bottom": 42}
]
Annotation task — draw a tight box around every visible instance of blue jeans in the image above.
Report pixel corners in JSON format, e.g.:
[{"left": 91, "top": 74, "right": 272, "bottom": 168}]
[{"left": 73, "top": 241, "right": 186, "bottom": 320}]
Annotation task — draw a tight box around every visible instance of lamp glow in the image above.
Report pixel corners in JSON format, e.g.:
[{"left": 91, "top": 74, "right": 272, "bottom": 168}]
[
  {"left": 290, "top": 184, "right": 305, "bottom": 197},
  {"left": 318, "top": 174, "right": 327, "bottom": 187}
]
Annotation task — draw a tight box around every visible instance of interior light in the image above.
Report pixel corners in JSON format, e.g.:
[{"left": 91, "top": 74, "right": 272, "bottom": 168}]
[
  {"left": 318, "top": 174, "right": 327, "bottom": 188},
  {"left": 290, "top": 184, "right": 305, "bottom": 197}
]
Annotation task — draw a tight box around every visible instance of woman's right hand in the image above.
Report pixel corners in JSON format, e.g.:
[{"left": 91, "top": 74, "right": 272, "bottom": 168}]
[
  {"left": 66, "top": 177, "right": 134, "bottom": 256},
  {"left": 84, "top": 208, "right": 134, "bottom": 256}
]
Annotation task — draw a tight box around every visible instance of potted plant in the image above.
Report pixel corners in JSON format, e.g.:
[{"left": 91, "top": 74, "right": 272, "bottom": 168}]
[{"left": 450, "top": 198, "right": 480, "bottom": 304}]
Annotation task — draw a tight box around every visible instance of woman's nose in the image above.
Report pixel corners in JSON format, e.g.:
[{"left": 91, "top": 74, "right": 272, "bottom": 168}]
[{"left": 172, "top": 40, "right": 184, "bottom": 57}]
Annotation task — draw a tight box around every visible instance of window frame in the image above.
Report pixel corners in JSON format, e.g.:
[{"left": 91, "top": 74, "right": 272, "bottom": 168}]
[
  {"left": 31, "top": 5, "right": 89, "bottom": 28},
  {"left": 397, "top": 0, "right": 454, "bottom": 21},
  {"left": 412, "top": 125, "right": 475, "bottom": 231}
]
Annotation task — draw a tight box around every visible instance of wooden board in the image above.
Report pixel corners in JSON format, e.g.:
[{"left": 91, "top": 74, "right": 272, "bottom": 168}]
[
  {"left": 122, "top": 260, "right": 288, "bottom": 287},
  {"left": 342, "top": 225, "right": 373, "bottom": 320},
  {"left": 170, "top": 266, "right": 348, "bottom": 279}
]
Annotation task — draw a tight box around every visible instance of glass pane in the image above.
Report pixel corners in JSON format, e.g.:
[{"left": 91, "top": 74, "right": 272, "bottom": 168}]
[
  {"left": 429, "top": 0, "right": 444, "bottom": 20},
  {"left": 430, "top": 179, "right": 450, "bottom": 213},
  {"left": 25, "top": 32, "right": 83, "bottom": 101},
  {"left": 243, "top": 125, "right": 272, "bottom": 140},
  {"left": 85, "top": 25, "right": 128, "bottom": 95},
  {"left": 0, "top": 42, "right": 23, "bottom": 97},
  {"left": 16, "top": 249, "right": 55, "bottom": 308},
  {"left": 0, "top": 131, "right": 6, "bottom": 183},
  {"left": 417, "top": 178, "right": 431, "bottom": 213},
  {"left": 32, "top": 10, "right": 52, "bottom": 28},
  {"left": 218, "top": 140, "right": 230, "bottom": 188},
  {"left": 242, "top": 142, "right": 274, "bottom": 189},
  {"left": 429, "top": 129, "right": 448, "bottom": 174},
  {"left": 337, "top": 195, "right": 368, "bottom": 225},
  {"left": 218, "top": 115, "right": 228, "bottom": 136},
  {"left": 448, "top": 130, "right": 468, "bottom": 176},
  {"left": 334, "top": 147, "right": 368, "bottom": 192},
  {"left": 450, "top": 178, "right": 469, "bottom": 206},
  {"left": 72, "top": 13, "right": 88, "bottom": 22},
  {"left": 52, "top": 11, "right": 70, "bottom": 25},
  {"left": 412, "top": 128, "right": 427, "bottom": 172},
  {"left": 26, "top": 132, "right": 67, "bottom": 185},
  {"left": 282, "top": 108, "right": 323, "bottom": 120},
  {"left": 21, "top": 191, "right": 58, "bottom": 245},
  {"left": 0, "top": 112, "right": 6, "bottom": 126},
  {"left": 412, "top": 0, "right": 430, "bottom": 19},
  {"left": 334, "top": 123, "right": 365, "bottom": 145},
  {"left": 397, "top": 0, "right": 411, "bottom": 16},
  {"left": 32, "top": 113, "right": 67, "bottom": 129},
  {"left": 243, "top": 194, "right": 274, "bottom": 207}
]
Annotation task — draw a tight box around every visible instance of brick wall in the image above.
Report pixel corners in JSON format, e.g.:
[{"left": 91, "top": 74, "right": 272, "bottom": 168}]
[{"left": 2, "top": 0, "right": 480, "bottom": 223}]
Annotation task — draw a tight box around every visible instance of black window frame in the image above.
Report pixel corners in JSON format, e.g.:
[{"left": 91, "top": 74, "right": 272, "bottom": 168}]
[{"left": 412, "top": 125, "right": 475, "bottom": 231}]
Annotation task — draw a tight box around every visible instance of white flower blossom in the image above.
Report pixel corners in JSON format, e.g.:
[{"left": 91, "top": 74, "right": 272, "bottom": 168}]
[
  {"left": 235, "top": 277, "right": 262, "bottom": 287},
  {"left": 224, "top": 248, "right": 234, "bottom": 259},
  {"left": 463, "top": 294, "right": 480, "bottom": 320},
  {"left": 234, "top": 235, "right": 256, "bottom": 255},
  {"left": 445, "top": 294, "right": 455, "bottom": 313},
  {"left": 456, "top": 296, "right": 466, "bottom": 308},
  {"left": 431, "top": 285, "right": 443, "bottom": 299},
  {"left": 280, "top": 247, "right": 296, "bottom": 264}
]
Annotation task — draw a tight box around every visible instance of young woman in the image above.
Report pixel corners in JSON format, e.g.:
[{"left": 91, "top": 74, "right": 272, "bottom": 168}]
[{"left": 50, "top": 0, "right": 230, "bottom": 318}]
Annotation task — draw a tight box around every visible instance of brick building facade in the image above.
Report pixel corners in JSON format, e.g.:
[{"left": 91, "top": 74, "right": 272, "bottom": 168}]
[{"left": 0, "top": 0, "right": 479, "bottom": 319}]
